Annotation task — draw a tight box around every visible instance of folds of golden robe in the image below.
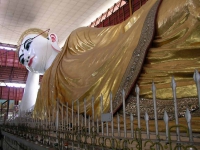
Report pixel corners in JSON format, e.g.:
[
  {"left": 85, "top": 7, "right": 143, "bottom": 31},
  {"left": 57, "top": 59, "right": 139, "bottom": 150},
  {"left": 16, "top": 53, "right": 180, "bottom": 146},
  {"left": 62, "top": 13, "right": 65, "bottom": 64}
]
[
  {"left": 34, "top": 0, "right": 200, "bottom": 118},
  {"left": 137, "top": 0, "right": 200, "bottom": 99}
]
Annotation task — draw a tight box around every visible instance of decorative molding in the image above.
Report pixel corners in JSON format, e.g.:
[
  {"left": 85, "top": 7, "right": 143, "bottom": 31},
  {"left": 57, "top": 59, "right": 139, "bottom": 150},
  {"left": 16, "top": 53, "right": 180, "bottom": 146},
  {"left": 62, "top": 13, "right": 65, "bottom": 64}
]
[
  {"left": 113, "top": 0, "right": 162, "bottom": 113},
  {"left": 118, "top": 95, "right": 199, "bottom": 120}
]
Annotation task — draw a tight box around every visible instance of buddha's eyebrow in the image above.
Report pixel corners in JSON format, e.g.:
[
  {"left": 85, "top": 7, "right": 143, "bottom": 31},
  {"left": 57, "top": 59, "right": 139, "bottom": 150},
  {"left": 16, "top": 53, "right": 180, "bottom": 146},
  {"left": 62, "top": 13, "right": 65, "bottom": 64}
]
[
  {"left": 23, "top": 38, "right": 32, "bottom": 49},
  {"left": 17, "top": 28, "right": 50, "bottom": 49},
  {"left": 19, "top": 54, "right": 24, "bottom": 60},
  {"left": 24, "top": 39, "right": 29, "bottom": 45}
]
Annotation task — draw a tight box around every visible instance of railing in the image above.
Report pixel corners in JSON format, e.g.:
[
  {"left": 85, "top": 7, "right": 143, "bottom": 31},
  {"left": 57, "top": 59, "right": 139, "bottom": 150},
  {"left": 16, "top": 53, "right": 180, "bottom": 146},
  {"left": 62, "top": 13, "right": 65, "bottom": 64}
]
[
  {"left": 90, "top": 0, "right": 149, "bottom": 28},
  {"left": 1, "top": 70, "right": 200, "bottom": 150}
]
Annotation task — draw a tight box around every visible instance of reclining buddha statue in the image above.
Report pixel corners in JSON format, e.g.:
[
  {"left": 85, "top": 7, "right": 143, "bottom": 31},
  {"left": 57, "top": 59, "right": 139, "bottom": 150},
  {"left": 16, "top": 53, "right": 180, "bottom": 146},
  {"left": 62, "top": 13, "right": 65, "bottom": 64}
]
[{"left": 18, "top": 0, "right": 200, "bottom": 125}]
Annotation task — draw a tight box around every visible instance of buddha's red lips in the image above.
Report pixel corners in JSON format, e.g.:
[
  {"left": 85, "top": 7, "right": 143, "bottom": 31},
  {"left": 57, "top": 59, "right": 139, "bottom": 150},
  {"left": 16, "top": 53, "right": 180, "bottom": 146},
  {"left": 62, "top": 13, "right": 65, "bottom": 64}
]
[{"left": 28, "top": 56, "right": 35, "bottom": 67}]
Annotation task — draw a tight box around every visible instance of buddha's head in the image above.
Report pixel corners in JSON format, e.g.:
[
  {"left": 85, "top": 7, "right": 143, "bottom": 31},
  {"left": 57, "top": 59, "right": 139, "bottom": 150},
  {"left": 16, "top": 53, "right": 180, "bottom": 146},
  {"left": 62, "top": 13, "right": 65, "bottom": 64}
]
[{"left": 17, "top": 28, "right": 61, "bottom": 74}]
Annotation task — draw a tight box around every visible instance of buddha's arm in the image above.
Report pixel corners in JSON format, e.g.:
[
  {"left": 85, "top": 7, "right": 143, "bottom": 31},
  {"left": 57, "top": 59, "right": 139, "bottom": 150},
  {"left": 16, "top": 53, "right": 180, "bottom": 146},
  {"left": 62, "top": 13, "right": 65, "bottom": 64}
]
[{"left": 20, "top": 72, "right": 40, "bottom": 113}]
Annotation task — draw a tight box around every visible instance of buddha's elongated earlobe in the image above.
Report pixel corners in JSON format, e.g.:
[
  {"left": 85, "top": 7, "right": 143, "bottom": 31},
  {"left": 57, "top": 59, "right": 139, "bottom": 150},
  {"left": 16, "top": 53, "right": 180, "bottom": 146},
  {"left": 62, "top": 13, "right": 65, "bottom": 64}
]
[{"left": 49, "top": 33, "right": 61, "bottom": 52}]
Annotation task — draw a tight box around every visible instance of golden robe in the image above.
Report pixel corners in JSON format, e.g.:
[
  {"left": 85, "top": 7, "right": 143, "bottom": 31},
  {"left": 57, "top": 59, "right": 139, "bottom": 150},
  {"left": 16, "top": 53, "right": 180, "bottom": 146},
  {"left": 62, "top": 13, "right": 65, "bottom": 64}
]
[
  {"left": 137, "top": 0, "right": 200, "bottom": 99},
  {"left": 34, "top": 0, "right": 200, "bottom": 118}
]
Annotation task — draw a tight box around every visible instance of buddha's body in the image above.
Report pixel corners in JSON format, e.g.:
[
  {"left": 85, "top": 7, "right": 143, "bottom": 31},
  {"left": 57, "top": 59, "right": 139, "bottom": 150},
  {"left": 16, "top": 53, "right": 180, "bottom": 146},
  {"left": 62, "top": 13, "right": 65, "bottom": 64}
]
[
  {"left": 138, "top": 0, "right": 200, "bottom": 99},
  {"left": 18, "top": 0, "right": 200, "bottom": 122}
]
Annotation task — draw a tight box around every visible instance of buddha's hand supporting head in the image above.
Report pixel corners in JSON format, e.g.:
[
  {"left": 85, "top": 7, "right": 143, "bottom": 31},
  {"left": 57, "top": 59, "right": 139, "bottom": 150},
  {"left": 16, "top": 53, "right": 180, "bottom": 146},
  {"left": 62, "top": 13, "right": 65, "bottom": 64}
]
[{"left": 17, "top": 28, "right": 61, "bottom": 74}]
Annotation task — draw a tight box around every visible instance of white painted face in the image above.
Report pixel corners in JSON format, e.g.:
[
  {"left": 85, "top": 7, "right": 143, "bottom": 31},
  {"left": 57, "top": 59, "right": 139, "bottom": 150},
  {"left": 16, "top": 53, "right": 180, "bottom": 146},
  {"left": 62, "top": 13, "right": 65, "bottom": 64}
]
[{"left": 18, "top": 34, "right": 50, "bottom": 74}]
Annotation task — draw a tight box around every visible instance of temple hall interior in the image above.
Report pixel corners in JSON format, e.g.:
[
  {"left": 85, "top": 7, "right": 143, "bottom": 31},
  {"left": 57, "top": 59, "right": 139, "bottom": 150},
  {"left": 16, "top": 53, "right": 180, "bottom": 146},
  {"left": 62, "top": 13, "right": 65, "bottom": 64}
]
[{"left": 0, "top": 0, "right": 200, "bottom": 149}]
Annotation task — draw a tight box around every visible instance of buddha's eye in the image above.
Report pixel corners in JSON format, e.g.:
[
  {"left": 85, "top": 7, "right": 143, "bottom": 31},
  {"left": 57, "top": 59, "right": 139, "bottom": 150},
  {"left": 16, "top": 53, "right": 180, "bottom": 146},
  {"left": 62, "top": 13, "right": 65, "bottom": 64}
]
[
  {"left": 25, "top": 42, "right": 31, "bottom": 50},
  {"left": 21, "top": 58, "right": 24, "bottom": 64},
  {"left": 24, "top": 38, "right": 33, "bottom": 51},
  {"left": 19, "top": 54, "right": 24, "bottom": 64}
]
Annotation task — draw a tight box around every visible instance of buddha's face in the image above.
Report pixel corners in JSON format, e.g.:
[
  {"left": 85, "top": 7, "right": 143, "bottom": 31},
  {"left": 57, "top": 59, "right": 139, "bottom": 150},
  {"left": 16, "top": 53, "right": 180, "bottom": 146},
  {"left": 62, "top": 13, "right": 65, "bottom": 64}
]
[{"left": 18, "top": 34, "right": 50, "bottom": 74}]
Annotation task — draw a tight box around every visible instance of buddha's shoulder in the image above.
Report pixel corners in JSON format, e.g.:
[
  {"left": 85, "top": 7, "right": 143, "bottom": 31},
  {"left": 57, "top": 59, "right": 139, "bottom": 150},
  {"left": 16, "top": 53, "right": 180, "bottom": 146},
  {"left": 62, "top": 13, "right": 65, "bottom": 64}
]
[{"left": 69, "top": 26, "right": 105, "bottom": 37}]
